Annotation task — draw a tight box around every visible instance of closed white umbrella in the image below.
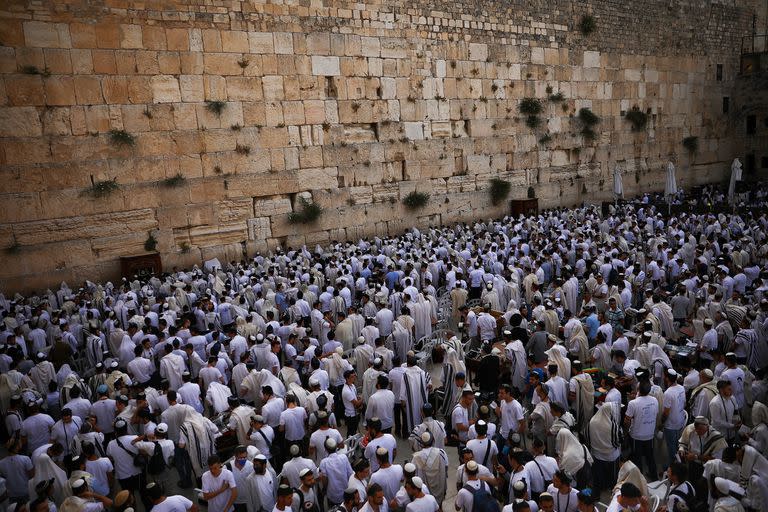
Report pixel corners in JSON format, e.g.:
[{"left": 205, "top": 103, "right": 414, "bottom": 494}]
[
  {"left": 728, "top": 158, "right": 742, "bottom": 203},
  {"left": 613, "top": 166, "right": 623, "bottom": 201},
  {"left": 665, "top": 161, "right": 677, "bottom": 215}
]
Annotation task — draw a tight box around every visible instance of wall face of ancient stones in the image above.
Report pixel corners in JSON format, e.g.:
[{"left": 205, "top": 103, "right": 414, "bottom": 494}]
[{"left": 0, "top": 0, "right": 757, "bottom": 292}]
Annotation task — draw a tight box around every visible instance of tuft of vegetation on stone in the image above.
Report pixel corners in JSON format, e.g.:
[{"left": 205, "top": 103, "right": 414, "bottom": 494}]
[
  {"left": 519, "top": 98, "right": 543, "bottom": 116},
  {"left": 288, "top": 197, "right": 323, "bottom": 224},
  {"left": 402, "top": 191, "right": 430, "bottom": 210},
  {"left": 144, "top": 233, "right": 158, "bottom": 252},
  {"left": 109, "top": 129, "right": 135, "bottom": 147},
  {"left": 235, "top": 144, "right": 251, "bottom": 155},
  {"left": 162, "top": 173, "right": 186, "bottom": 187},
  {"left": 86, "top": 178, "right": 120, "bottom": 198},
  {"left": 682, "top": 136, "right": 699, "bottom": 153},
  {"left": 549, "top": 92, "right": 565, "bottom": 102},
  {"left": 624, "top": 106, "right": 648, "bottom": 131},
  {"left": 489, "top": 178, "right": 511, "bottom": 205},
  {"left": 539, "top": 134, "right": 552, "bottom": 144},
  {"left": 579, "top": 15, "right": 596, "bottom": 36},
  {"left": 206, "top": 100, "right": 226, "bottom": 117},
  {"left": 578, "top": 108, "right": 599, "bottom": 126}
]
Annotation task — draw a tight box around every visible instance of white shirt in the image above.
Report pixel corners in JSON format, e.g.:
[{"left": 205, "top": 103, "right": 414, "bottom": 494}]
[
  {"left": 524, "top": 454, "right": 558, "bottom": 493},
  {"left": 249, "top": 425, "right": 275, "bottom": 459},
  {"left": 21, "top": 413, "right": 55, "bottom": 453},
  {"left": 455, "top": 480, "right": 490, "bottom": 512},
  {"left": 626, "top": 395, "right": 659, "bottom": 441},
  {"left": 342, "top": 384, "right": 358, "bottom": 417},
  {"left": 106, "top": 434, "right": 141, "bottom": 479},
  {"left": 85, "top": 457, "right": 114, "bottom": 496},
  {"left": 178, "top": 382, "right": 204, "bottom": 412},
  {"left": 202, "top": 468, "right": 237, "bottom": 512},
  {"left": 364, "top": 434, "right": 397, "bottom": 472},
  {"left": 319, "top": 452, "right": 354, "bottom": 504},
  {"left": 309, "top": 428, "right": 344, "bottom": 464},
  {"left": 369, "top": 464, "right": 403, "bottom": 502},
  {"left": 451, "top": 405, "right": 470, "bottom": 442},
  {"left": 127, "top": 357, "right": 154, "bottom": 383},
  {"left": 466, "top": 437, "right": 497, "bottom": 468},
  {"left": 499, "top": 398, "right": 524, "bottom": 437},
  {"left": 546, "top": 484, "right": 579, "bottom": 512},
  {"left": 151, "top": 495, "right": 194, "bottom": 512},
  {"left": 279, "top": 407, "right": 307, "bottom": 441},
  {"left": 663, "top": 384, "right": 687, "bottom": 430},
  {"left": 262, "top": 397, "right": 285, "bottom": 428},
  {"left": 366, "top": 389, "right": 395, "bottom": 430},
  {"left": 406, "top": 494, "right": 439, "bottom": 512}
]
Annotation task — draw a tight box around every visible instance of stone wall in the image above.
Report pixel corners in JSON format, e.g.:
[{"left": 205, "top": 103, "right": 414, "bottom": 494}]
[{"left": 0, "top": 0, "right": 758, "bottom": 293}]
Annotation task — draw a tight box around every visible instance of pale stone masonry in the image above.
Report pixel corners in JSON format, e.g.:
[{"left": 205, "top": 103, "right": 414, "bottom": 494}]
[{"left": 0, "top": 0, "right": 759, "bottom": 292}]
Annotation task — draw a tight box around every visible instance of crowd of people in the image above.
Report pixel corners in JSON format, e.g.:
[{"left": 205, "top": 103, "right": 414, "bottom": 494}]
[{"left": 0, "top": 184, "right": 767, "bottom": 512}]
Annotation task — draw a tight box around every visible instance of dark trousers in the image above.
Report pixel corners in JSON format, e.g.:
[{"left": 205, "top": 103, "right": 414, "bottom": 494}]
[
  {"left": 469, "top": 286, "right": 481, "bottom": 300},
  {"left": 234, "top": 504, "right": 248, "bottom": 512},
  {"left": 345, "top": 414, "right": 360, "bottom": 437},
  {"left": 393, "top": 403, "right": 407, "bottom": 438},
  {"left": 631, "top": 437, "right": 656, "bottom": 479},
  {"left": 175, "top": 446, "right": 193, "bottom": 487},
  {"left": 592, "top": 457, "right": 619, "bottom": 495}
]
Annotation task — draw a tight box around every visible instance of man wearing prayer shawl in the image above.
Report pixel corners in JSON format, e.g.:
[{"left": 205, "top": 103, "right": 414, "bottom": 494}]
[
  {"left": 531, "top": 384, "right": 555, "bottom": 453},
  {"left": 353, "top": 336, "right": 375, "bottom": 376},
  {"left": 159, "top": 346, "right": 186, "bottom": 391},
  {"left": 587, "top": 402, "right": 623, "bottom": 494},
  {"left": 178, "top": 412, "right": 219, "bottom": 482},
  {"left": 555, "top": 428, "right": 593, "bottom": 489},
  {"left": 411, "top": 431, "right": 449, "bottom": 505},
  {"left": 335, "top": 311, "right": 356, "bottom": 351},
  {"left": 569, "top": 361, "right": 595, "bottom": 436},
  {"left": 399, "top": 354, "right": 431, "bottom": 435},
  {"left": 678, "top": 416, "right": 727, "bottom": 464},
  {"left": 749, "top": 401, "right": 768, "bottom": 456},
  {"left": 411, "top": 296, "right": 432, "bottom": 341},
  {"left": 737, "top": 444, "right": 768, "bottom": 511},
  {"left": 29, "top": 354, "right": 56, "bottom": 395},
  {"left": 504, "top": 335, "right": 528, "bottom": 394},
  {"left": 388, "top": 321, "right": 412, "bottom": 364}
]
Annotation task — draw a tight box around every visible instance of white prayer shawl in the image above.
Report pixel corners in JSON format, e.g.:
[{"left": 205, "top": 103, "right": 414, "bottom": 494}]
[
  {"left": 562, "top": 278, "right": 579, "bottom": 316},
  {"left": 556, "top": 428, "right": 592, "bottom": 475},
  {"left": 278, "top": 367, "right": 301, "bottom": 389},
  {"left": 241, "top": 369, "right": 269, "bottom": 407},
  {"left": 180, "top": 414, "right": 217, "bottom": 479},
  {"left": 286, "top": 383, "right": 310, "bottom": 409},
  {"left": 714, "top": 496, "right": 745, "bottom": 512},
  {"left": 654, "top": 302, "right": 677, "bottom": 341},
  {"left": 531, "top": 401, "right": 554, "bottom": 446},
  {"left": 441, "top": 347, "right": 466, "bottom": 388},
  {"left": 389, "top": 321, "right": 412, "bottom": 363},
  {"left": 545, "top": 346, "right": 571, "bottom": 381},
  {"left": 740, "top": 445, "right": 768, "bottom": 510},
  {"left": 412, "top": 446, "right": 449, "bottom": 503},
  {"left": 588, "top": 402, "right": 622, "bottom": 461},
  {"left": 86, "top": 334, "right": 105, "bottom": 367},
  {"left": 30, "top": 360, "right": 56, "bottom": 395},
  {"left": 481, "top": 289, "right": 502, "bottom": 312},
  {"left": 614, "top": 460, "right": 649, "bottom": 498},
  {"left": 568, "top": 323, "right": 590, "bottom": 364},
  {"left": 572, "top": 373, "right": 595, "bottom": 435},
  {"left": 0, "top": 371, "right": 21, "bottom": 414},
  {"left": 632, "top": 343, "right": 672, "bottom": 381},
  {"left": 325, "top": 352, "right": 348, "bottom": 385},
  {"left": 353, "top": 344, "right": 375, "bottom": 376},
  {"left": 160, "top": 353, "right": 186, "bottom": 391},
  {"left": 591, "top": 343, "right": 612, "bottom": 371},
  {"left": 29, "top": 453, "right": 70, "bottom": 504},
  {"left": 206, "top": 381, "right": 233, "bottom": 415},
  {"left": 230, "top": 405, "right": 256, "bottom": 445},
  {"left": 362, "top": 368, "right": 383, "bottom": 404},
  {"left": 505, "top": 340, "right": 528, "bottom": 393},
  {"left": 400, "top": 365, "right": 431, "bottom": 430},
  {"left": 749, "top": 402, "right": 768, "bottom": 456},
  {"left": 413, "top": 298, "right": 432, "bottom": 340},
  {"left": 259, "top": 370, "right": 286, "bottom": 398}
]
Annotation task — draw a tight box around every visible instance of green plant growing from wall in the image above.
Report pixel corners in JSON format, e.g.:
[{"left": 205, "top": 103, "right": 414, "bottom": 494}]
[
  {"left": 549, "top": 92, "right": 565, "bottom": 102},
  {"left": 288, "top": 197, "right": 323, "bottom": 224},
  {"left": 520, "top": 97, "right": 543, "bottom": 130},
  {"left": 682, "top": 136, "right": 699, "bottom": 153},
  {"left": 162, "top": 173, "right": 186, "bottom": 187},
  {"left": 86, "top": 178, "right": 119, "bottom": 198},
  {"left": 402, "top": 191, "right": 430, "bottom": 210},
  {"left": 489, "top": 178, "right": 511, "bottom": 205},
  {"left": 578, "top": 107, "right": 600, "bottom": 140},
  {"left": 624, "top": 106, "right": 648, "bottom": 131},
  {"left": 579, "top": 15, "right": 596, "bottom": 36},
  {"left": 144, "top": 233, "right": 158, "bottom": 252},
  {"left": 109, "top": 129, "right": 135, "bottom": 147},
  {"left": 179, "top": 241, "right": 191, "bottom": 253},
  {"left": 539, "top": 133, "right": 552, "bottom": 144},
  {"left": 206, "top": 100, "right": 226, "bottom": 117}
]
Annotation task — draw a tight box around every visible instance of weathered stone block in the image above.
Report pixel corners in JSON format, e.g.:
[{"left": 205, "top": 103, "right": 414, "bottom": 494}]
[
  {"left": 311, "top": 56, "right": 340, "bottom": 76},
  {"left": 150, "top": 75, "right": 181, "bottom": 103}
]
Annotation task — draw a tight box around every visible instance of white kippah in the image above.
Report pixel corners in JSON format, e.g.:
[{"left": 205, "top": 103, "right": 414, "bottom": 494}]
[
  {"left": 375, "top": 446, "right": 388, "bottom": 456},
  {"left": 404, "top": 462, "right": 416, "bottom": 473},
  {"left": 411, "top": 476, "right": 424, "bottom": 489}
]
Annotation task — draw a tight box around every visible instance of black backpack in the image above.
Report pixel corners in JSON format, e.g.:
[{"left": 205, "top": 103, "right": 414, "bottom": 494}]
[
  {"left": 147, "top": 442, "right": 166, "bottom": 475},
  {"left": 463, "top": 482, "right": 500, "bottom": 512}
]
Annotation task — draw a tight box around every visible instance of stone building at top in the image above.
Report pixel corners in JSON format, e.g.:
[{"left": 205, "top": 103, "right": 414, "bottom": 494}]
[{"left": 0, "top": 0, "right": 765, "bottom": 292}]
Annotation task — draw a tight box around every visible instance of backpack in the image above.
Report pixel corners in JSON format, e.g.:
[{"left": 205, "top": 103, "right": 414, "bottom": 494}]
[
  {"left": 463, "top": 482, "right": 500, "bottom": 512},
  {"left": 574, "top": 445, "right": 592, "bottom": 489},
  {"left": 147, "top": 442, "right": 166, "bottom": 475}
]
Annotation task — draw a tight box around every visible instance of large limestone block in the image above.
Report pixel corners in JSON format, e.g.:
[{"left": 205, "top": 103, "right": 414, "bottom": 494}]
[
  {"left": 151, "top": 75, "right": 181, "bottom": 103},
  {"left": 215, "top": 198, "right": 253, "bottom": 223},
  {"left": 583, "top": 51, "right": 601, "bottom": 68},
  {"left": 254, "top": 196, "right": 292, "bottom": 216},
  {"left": 311, "top": 56, "right": 340, "bottom": 76},
  {"left": 23, "top": 21, "right": 70, "bottom": 48},
  {"left": 296, "top": 167, "right": 338, "bottom": 190},
  {"left": 247, "top": 217, "right": 272, "bottom": 241},
  {"left": 0, "top": 107, "right": 42, "bottom": 137}
]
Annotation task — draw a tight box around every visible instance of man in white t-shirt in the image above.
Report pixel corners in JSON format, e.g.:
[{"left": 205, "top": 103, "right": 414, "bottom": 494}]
[
  {"left": 404, "top": 477, "right": 438, "bottom": 512},
  {"left": 279, "top": 395, "right": 308, "bottom": 445},
  {"left": 498, "top": 384, "right": 525, "bottom": 443},
  {"left": 661, "top": 369, "right": 686, "bottom": 468},
  {"left": 309, "top": 412, "right": 344, "bottom": 465},
  {"left": 455, "top": 460, "right": 492, "bottom": 512},
  {"left": 202, "top": 454, "right": 238, "bottom": 512},
  {"left": 466, "top": 421, "right": 498, "bottom": 469},
  {"left": 624, "top": 380, "right": 659, "bottom": 479},
  {"left": 147, "top": 482, "right": 197, "bottom": 512}
]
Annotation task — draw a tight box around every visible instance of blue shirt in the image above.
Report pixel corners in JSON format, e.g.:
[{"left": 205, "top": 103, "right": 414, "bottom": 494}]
[{"left": 585, "top": 313, "right": 599, "bottom": 340}]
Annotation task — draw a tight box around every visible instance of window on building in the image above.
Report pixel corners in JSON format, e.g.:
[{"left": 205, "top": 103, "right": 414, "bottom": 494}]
[
  {"left": 761, "top": 156, "right": 768, "bottom": 169},
  {"left": 722, "top": 97, "right": 729, "bottom": 113},
  {"left": 716, "top": 64, "right": 723, "bottom": 81},
  {"left": 747, "top": 115, "right": 756, "bottom": 135},
  {"left": 746, "top": 154, "right": 755, "bottom": 173}
]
